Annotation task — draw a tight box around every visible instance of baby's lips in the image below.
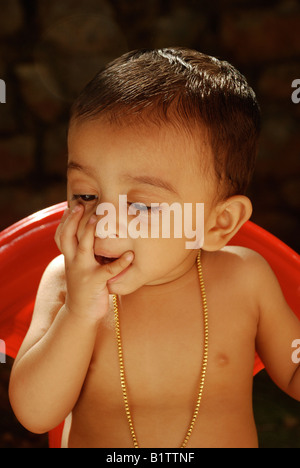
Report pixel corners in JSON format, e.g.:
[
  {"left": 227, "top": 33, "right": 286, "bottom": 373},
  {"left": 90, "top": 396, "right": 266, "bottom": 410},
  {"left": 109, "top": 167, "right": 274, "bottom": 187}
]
[{"left": 94, "top": 251, "right": 134, "bottom": 266}]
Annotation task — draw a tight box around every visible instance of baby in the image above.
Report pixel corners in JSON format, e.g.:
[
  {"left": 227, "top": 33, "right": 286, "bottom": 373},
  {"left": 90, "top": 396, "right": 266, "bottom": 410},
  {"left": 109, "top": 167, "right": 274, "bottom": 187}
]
[{"left": 9, "top": 48, "right": 300, "bottom": 448}]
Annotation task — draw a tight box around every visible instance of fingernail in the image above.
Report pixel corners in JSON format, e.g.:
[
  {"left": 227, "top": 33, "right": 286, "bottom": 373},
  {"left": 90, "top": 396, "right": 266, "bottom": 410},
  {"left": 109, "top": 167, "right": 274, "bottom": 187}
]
[
  {"left": 89, "top": 215, "right": 97, "bottom": 224},
  {"left": 72, "top": 204, "right": 82, "bottom": 213},
  {"left": 125, "top": 251, "right": 134, "bottom": 262}
]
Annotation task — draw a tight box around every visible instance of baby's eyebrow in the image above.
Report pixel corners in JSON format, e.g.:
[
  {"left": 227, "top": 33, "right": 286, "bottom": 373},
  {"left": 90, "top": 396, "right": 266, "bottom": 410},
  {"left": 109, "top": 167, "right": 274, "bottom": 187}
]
[
  {"left": 67, "top": 161, "right": 95, "bottom": 178},
  {"left": 123, "top": 174, "right": 179, "bottom": 195},
  {"left": 67, "top": 161, "right": 179, "bottom": 195}
]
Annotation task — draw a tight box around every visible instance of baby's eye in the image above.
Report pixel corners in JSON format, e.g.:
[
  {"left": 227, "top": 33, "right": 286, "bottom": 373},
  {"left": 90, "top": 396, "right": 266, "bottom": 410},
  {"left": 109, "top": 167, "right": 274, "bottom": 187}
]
[
  {"left": 72, "top": 194, "right": 98, "bottom": 203},
  {"left": 128, "top": 202, "right": 151, "bottom": 213}
]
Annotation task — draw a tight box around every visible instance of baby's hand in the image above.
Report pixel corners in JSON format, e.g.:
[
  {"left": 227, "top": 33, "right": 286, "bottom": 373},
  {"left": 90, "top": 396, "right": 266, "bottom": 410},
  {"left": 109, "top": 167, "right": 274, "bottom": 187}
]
[{"left": 55, "top": 205, "right": 134, "bottom": 322}]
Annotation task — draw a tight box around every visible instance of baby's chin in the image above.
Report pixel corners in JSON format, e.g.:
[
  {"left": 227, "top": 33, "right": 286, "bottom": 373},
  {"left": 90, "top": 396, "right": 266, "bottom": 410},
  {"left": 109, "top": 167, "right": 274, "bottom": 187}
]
[
  {"left": 106, "top": 264, "right": 143, "bottom": 296},
  {"left": 107, "top": 267, "right": 165, "bottom": 297},
  {"left": 108, "top": 281, "right": 141, "bottom": 297}
]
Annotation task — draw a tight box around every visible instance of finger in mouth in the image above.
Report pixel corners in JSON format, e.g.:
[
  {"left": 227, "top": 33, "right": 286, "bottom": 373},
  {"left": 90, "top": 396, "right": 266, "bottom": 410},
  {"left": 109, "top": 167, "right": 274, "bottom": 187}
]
[{"left": 94, "top": 255, "right": 118, "bottom": 266}]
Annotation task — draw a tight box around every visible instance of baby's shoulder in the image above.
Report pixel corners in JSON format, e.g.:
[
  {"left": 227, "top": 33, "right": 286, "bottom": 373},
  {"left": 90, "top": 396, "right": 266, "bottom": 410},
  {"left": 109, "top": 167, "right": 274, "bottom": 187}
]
[
  {"left": 44, "top": 253, "right": 65, "bottom": 280},
  {"left": 207, "top": 245, "right": 272, "bottom": 286},
  {"left": 218, "top": 245, "right": 267, "bottom": 266},
  {"left": 37, "top": 254, "right": 66, "bottom": 300}
]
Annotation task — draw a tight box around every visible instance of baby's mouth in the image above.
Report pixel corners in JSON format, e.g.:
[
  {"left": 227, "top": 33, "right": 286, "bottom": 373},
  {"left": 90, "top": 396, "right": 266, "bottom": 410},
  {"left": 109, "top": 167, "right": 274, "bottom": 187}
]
[{"left": 94, "top": 255, "right": 119, "bottom": 266}]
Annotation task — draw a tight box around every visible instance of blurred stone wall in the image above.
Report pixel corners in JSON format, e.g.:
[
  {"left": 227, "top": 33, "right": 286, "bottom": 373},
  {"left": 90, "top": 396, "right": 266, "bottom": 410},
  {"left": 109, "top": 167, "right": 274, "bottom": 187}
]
[{"left": 0, "top": 0, "right": 299, "bottom": 251}]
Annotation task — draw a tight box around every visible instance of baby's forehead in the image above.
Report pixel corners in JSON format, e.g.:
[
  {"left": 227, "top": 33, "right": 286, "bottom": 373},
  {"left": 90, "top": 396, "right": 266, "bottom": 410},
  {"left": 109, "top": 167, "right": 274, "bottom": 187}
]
[
  {"left": 143, "top": 121, "right": 213, "bottom": 178},
  {"left": 69, "top": 116, "right": 215, "bottom": 189}
]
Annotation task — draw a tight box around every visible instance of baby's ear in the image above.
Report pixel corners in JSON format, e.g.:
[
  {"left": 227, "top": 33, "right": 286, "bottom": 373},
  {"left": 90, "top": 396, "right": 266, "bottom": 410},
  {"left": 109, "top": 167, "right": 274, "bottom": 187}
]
[{"left": 203, "top": 196, "right": 252, "bottom": 251}]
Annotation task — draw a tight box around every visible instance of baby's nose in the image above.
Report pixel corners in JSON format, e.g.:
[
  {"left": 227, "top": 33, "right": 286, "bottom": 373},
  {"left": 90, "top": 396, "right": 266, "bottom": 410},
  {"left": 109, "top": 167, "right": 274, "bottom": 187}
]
[
  {"left": 94, "top": 217, "right": 118, "bottom": 239},
  {"left": 94, "top": 202, "right": 127, "bottom": 239},
  {"left": 95, "top": 227, "right": 118, "bottom": 239}
]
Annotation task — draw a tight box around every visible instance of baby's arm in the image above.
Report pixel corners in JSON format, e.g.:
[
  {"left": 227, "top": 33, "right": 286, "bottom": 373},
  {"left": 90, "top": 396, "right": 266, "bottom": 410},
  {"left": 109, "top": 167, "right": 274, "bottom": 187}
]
[
  {"left": 9, "top": 256, "right": 100, "bottom": 434},
  {"left": 9, "top": 206, "right": 133, "bottom": 433},
  {"left": 253, "top": 252, "right": 300, "bottom": 401}
]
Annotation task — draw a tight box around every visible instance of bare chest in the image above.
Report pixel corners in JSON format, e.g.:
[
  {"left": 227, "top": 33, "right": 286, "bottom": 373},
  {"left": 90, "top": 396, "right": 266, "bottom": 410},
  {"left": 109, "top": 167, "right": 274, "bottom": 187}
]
[
  {"left": 66, "top": 251, "right": 261, "bottom": 447},
  {"left": 76, "top": 286, "right": 255, "bottom": 414}
]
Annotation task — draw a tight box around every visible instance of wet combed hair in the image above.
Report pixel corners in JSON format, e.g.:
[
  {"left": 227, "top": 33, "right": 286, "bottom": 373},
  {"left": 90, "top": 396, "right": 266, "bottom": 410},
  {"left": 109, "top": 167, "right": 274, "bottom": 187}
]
[{"left": 71, "top": 47, "right": 261, "bottom": 199}]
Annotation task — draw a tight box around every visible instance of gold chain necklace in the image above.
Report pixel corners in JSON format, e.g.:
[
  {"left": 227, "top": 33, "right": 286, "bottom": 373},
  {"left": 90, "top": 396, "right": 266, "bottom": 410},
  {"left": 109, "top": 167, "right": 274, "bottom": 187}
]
[{"left": 113, "top": 249, "right": 208, "bottom": 448}]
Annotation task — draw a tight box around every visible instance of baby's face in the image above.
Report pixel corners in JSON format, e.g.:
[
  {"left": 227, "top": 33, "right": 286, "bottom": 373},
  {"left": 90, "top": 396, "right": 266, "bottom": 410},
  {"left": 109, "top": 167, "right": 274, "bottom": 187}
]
[{"left": 67, "top": 117, "right": 218, "bottom": 295}]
